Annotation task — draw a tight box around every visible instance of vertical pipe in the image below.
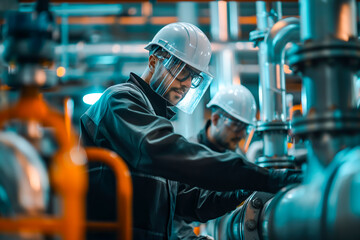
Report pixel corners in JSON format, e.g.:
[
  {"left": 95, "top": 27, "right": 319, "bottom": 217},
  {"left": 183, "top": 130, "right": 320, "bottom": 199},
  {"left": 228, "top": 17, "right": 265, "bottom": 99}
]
[
  {"left": 64, "top": 97, "right": 74, "bottom": 142},
  {"left": 256, "top": 1, "right": 271, "bottom": 31},
  {"left": 60, "top": 5, "right": 69, "bottom": 82},
  {"left": 296, "top": 0, "right": 360, "bottom": 165},
  {"left": 266, "top": 18, "right": 300, "bottom": 122},
  {"left": 274, "top": 1, "right": 282, "bottom": 20},
  {"left": 228, "top": 2, "right": 240, "bottom": 40},
  {"left": 301, "top": 0, "right": 356, "bottom": 43},
  {"left": 300, "top": 0, "right": 357, "bottom": 116},
  {"left": 254, "top": 1, "right": 296, "bottom": 167},
  {"left": 210, "top": 1, "right": 240, "bottom": 98},
  {"left": 257, "top": 1, "right": 287, "bottom": 122},
  {"left": 261, "top": 1, "right": 360, "bottom": 240},
  {"left": 256, "top": 1, "right": 272, "bottom": 122}
]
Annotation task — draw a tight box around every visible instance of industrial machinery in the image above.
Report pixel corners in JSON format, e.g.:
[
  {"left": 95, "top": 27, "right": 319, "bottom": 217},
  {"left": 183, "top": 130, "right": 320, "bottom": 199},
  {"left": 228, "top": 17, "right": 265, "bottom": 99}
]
[
  {"left": 0, "top": 1, "right": 132, "bottom": 240},
  {"left": 206, "top": 0, "right": 360, "bottom": 239},
  {"left": 0, "top": 1, "right": 359, "bottom": 240}
]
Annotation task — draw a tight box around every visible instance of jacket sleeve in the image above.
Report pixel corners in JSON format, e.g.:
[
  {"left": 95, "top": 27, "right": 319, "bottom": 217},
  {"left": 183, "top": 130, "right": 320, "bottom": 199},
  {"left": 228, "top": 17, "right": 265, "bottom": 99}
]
[
  {"left": 86, "top": 87, "right": 286, "bottom": 193},
  {"left": 174, "top": 183, "right": 251, "bottom": 222}
]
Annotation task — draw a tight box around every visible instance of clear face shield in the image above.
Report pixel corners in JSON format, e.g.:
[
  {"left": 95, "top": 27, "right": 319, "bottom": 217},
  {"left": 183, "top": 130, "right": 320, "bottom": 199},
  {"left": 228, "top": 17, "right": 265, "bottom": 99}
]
[
  {"left": 219, "top": 113, "right": 255, "bottom": 153},
  {"left": 150, "top": 48, "right": 213, "bottom": 114}
]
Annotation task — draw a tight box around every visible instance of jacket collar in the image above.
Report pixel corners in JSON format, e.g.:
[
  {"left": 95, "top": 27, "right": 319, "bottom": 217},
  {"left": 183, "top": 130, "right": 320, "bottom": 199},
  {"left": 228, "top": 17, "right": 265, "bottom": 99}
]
[
  {"left": 128, "top": 72, "right": 176, "bottom": 120},
  {"left": 197, "top": 120, "right": 227, "bottom": 153}
]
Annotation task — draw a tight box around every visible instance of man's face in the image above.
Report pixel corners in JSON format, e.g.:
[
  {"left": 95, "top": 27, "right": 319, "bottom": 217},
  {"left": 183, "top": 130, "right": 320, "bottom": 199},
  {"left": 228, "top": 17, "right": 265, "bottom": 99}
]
[
  {"left": 213, "top": 114, "right": 248, "bottom": 151},
  {"left": 163, "top": 70, "right": 192, "bottom": 105},
  {"left": 150, "top": 53, "right": 202, "bottom": 106}
]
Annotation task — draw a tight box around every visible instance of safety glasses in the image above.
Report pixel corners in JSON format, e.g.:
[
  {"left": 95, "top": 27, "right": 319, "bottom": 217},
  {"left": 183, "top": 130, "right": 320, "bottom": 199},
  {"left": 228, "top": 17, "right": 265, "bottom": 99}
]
[
  {"left": 220, "top": 113, "right": 250, "bottom": 132},
  {"left": 172, "top": 66, "right": 204, "bottom": 89},
  {"left": 155, "top": 52, "right": 203, "bottom": 89}
]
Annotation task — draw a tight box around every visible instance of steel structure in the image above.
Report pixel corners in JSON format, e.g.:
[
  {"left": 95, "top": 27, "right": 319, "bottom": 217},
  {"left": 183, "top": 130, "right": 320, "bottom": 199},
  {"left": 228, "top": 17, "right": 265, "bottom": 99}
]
[{"left": 207, "top": 0, "right": 360, "bottom": 239}]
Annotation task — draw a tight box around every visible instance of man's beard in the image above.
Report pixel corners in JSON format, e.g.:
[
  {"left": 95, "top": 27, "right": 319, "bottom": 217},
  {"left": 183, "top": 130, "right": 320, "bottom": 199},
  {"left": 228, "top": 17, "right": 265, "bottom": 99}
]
[{"left": 163, "top": 87, "right": 188, "bottom": 105}]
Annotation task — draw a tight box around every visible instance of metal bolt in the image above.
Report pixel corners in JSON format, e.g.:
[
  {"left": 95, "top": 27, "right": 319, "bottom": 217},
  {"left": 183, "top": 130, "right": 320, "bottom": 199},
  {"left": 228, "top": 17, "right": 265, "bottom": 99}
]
[
  {"left": 251, "top": 197, "right": 263, "bottom": 209},
  {"left": 245, "top": 219, "right": 257, "bottom": 231}
]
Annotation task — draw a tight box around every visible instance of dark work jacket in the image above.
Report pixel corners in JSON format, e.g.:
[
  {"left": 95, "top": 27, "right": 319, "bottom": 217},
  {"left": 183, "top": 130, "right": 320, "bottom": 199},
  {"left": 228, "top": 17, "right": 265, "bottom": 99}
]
[
  {"left": 170, "top": 121, "right": 251, "bottom": 240},
  {"left": 80, "top": 73, "right": 276, "bottom": 240}
]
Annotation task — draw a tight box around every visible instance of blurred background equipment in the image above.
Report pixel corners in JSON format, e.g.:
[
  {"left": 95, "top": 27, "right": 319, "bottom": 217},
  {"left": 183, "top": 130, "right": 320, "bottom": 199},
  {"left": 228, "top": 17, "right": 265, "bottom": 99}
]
[
  {"left": 0, "top": 0, "right": 132, "bottom": 240},
  {"left": 0, "top": 0, "right": 359, "bottom": 240},
  {"left": 0, "top": 1, "right": 88, "bottom": 239}
]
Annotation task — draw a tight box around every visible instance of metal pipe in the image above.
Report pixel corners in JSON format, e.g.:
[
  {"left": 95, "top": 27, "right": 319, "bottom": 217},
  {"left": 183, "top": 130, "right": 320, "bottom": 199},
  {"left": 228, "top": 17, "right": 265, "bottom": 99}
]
[
  {"left": 255, "top": 1, "right": 271, "bottom": 31},
  {"left": 229, "top": 2, "right": 240, "bottom": 39},
  {"left": 255, "top": 1, "right": 272, "bottom": 121},
  {"left": 60, "top": 7, "right": 69, "bottom": 81},
  {"left": 299, "top": 0, "right": 358, "bottom": 116},
  {"left": 260, "top": 0, "right": 360, "bottom": 239},
  {"left": 301, "top": 0, "right": 356, "bottom": 42},
  {"left": 256, "top": 1, "right": 287, "bottom": 122},
  {"left": 264, "top": 17, "right": 299, "bottom": 122},
  {"left": 210, "top": 0, "right": 240, "bottom": 98},
  {"left": 253, "top": 2, "right": 299, "bottom": 167}
]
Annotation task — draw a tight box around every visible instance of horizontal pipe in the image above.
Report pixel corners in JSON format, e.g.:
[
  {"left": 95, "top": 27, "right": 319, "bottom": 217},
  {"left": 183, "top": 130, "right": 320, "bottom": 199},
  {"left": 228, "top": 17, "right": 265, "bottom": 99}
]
[
  {"left": 0, "top": 217, "right": 62, "bottom": 234},
  {"left": 86, "top": 222, "right": 119, "bottom": 231}
]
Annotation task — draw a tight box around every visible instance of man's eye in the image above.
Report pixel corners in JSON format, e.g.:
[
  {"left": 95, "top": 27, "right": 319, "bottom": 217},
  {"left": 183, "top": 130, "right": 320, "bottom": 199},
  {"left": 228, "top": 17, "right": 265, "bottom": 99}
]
[{"left": 180, "top": 73, "right": 189, "bottom": 78}]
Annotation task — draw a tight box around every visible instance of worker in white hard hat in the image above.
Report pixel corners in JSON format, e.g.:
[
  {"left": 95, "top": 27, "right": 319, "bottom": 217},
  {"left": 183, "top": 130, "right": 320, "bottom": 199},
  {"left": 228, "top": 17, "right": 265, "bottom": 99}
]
[
  {"left": 205, "top": 85, "right": 257, "bottom": 153},
  {"left": 80, "top": 22, "right": 302, "bottom": 240},
  {"left": 170, "top": 85, "right": 257, "bottom": 240}
]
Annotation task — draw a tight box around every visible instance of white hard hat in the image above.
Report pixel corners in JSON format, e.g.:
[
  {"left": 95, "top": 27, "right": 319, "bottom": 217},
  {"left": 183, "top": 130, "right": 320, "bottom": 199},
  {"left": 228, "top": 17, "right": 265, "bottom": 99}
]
[
  {"left": 207, "top": 85, "right": 257, "bottom": 125},
  {"left": 145, "top": 22, "right": 212, "bottom": 76}
]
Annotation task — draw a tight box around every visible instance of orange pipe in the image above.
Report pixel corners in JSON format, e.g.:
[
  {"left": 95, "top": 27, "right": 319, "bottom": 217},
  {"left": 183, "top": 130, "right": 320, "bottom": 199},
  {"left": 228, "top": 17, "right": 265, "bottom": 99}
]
[
  {"left": 85, "top": 147, "right": 133, "bottom": 240},
  {"left": 0, "top": 217, "right": 61, "bottom": 234},
  {"left": 86, "top": 221, "right": 119, "bottom": 231},
  {"left": 289, "top": 104, "right": 303, "bottom": 120},
  {"left": 0, "top": 87, "right": 87, "bottom": 240}
]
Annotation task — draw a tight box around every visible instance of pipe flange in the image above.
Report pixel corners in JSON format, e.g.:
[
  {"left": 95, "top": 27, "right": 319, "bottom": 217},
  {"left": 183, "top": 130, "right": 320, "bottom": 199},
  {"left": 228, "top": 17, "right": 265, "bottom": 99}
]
[
  {"left": 292, "top": 110, "right": 360, "bottom": 137},
  {"left": 250, "top": 29, "right": 267, "bottom": 47},
  {"left": 256, "top": 121, "right": 290, "bottom": 133},
  {"left": 259, "top": 185, "right": 296, "bottom": 240},
  {"left": 288, "top": 39, "right": 360, "bottom": 72},
  {"left": 256, "top": 156, "right": 296, "bottom": 168},
  {"left": 235, "top": 192, "right": 274, "bottom": 240}
]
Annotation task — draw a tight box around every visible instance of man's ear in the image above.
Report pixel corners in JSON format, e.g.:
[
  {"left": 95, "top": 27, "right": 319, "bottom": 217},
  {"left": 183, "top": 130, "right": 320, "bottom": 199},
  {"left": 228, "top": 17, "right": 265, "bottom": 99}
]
[
  {"left": 148, "top": 55, "right": 157, "bottom": 73},
  {"left": 211, "top": 113, "right": 220, "bottom": 126}
]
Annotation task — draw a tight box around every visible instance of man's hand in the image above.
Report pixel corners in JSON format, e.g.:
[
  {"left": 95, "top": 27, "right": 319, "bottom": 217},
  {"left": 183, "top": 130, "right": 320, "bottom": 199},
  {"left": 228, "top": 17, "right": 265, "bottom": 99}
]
[{"left": 268, "top": 169, "right": 303, "bottom": 193}]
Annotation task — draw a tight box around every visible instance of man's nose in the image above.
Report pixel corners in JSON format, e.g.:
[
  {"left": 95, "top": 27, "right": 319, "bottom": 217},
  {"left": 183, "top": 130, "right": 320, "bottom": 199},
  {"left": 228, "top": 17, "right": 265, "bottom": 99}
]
[{"left": 180, "top": 77, "right": 192, "bottom": 89}]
